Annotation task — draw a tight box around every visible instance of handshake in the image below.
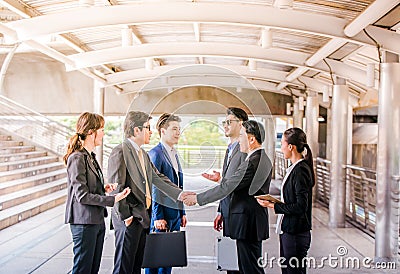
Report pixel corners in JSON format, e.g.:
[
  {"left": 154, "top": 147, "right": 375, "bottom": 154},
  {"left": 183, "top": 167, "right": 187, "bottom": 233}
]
[{"left": 179, "top": 191, "right": 198, "bottom": 206}]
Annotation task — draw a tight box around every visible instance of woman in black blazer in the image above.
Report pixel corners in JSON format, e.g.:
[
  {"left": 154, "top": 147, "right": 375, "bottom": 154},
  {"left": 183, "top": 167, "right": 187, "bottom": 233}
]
[
  {"left": 257, "top": 127, "right": 315, "bottom": 274},
  {"left": 64, "top": 112, "right": 130, "bottom": 274}
]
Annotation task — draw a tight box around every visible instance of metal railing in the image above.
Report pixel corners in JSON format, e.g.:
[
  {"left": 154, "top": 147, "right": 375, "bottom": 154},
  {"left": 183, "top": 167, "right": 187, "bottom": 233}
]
[
  {"left": 275, "top": 151, "right": 288, "bottom": 178},
  {"left": 0, "top": 95, "right": 74, "bottom": 156}
]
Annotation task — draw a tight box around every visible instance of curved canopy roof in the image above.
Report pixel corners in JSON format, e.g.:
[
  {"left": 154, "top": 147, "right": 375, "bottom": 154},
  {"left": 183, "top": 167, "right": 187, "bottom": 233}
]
[{"left": 0, "top": 0, "right": 399, "bottom": 105}]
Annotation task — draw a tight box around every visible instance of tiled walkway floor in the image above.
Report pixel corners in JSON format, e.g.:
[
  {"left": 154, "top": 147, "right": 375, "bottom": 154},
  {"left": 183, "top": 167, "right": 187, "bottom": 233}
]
[{"left": 0, "top": 177, "right": 398, "bottom": 273}]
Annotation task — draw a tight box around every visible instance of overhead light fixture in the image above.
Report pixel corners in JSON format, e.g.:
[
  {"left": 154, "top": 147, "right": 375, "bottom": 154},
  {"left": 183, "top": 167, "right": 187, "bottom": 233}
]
[
  {"left": 248, "top": 59, "right": 257, "bottom": 71},
  {"left": 305, "top": 38, "right": 346, "bottom": 67},
  {"left": 236, "top": 86, "right": 243, "bottom": 93},
  {"left": 322, "top": 85, "right": 330, "bottom": 102},
  {"left": 121, "top": 27, "right": 133, "bottom": 47},
  {"left": 286, "top": 67, "right": 308, "bottom": 82},
  {"left": 79, "top": 0, "right": 94, "bottom": 7},
  {"left": 145, "top": 58, "right": 153, "bottom": 70},
  {"left": 298, "top": 96, "right": 305, "bottom": 111},
  {"left": 318, "top": 116, "right": 325, "bottom": 122},
  {"left": 366, "top": 63, "right": 375, "bottom": 88},
  {"left": 261, "top": 28, "right": 272, "bottom": 49},
  {"left": 274, "top": 0, "right": 293, "bottom": 9},
  {"left": 276, "top": 82, "right": 288, "bottom": 91},
  {"left": 286, "top": 103, "right": 292, "bottom": 115}
]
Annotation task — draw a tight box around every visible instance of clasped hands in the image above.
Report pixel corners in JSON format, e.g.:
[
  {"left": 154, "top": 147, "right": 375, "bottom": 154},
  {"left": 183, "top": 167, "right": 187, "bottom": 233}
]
[{"left": 179, "top": 191, "right": 198, "bottom": 206}]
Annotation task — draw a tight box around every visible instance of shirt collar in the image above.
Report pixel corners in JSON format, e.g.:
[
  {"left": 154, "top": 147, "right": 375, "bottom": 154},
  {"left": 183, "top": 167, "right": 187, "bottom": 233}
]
[
  {"left": 245, "top": 147, "right": 263, "bottom": 161},
  {"left": 161, "top": 141, "right": 175, "bottom": 153},
  {"left": 127, "top": 138, "right": 141, "bottom": 152}
]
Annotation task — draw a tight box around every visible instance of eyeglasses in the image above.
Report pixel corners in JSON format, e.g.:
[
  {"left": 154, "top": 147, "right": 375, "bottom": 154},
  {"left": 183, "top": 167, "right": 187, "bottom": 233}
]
[
  {"left": 139, "top": 125, "right": 151, "bottom": 130},
  {"left": 222, "top": 119, "right": 240, "bottom": 126}
]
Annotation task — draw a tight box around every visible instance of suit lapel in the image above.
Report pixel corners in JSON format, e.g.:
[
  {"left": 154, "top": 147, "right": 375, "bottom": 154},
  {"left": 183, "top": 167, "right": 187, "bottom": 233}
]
[
  {"left": 122, "top": 139, "right": 146, "bottom": 179},
  {"left": 160, "top": 143, "right": 181, "bottom": 178},
  {"left": 224, "top": 143, "right": 240, "bottom": 172},
  {"left": 84, "top": 150, "right": 100, "bottom": 180}
]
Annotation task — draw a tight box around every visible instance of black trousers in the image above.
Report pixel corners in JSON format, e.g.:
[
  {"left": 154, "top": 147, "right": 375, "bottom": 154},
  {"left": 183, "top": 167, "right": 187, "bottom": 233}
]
[
  {"left": 112, "top": 211, "right": 147, "bottom": 274},
  {"left": 236, "top": 239, "right": 264, "bottom": 274},
  {"left": 70, "top": 223, "right": 105, "bottom": 274},
  {"left": 279, "top": 231, "right": 311, "bottom": 274}
]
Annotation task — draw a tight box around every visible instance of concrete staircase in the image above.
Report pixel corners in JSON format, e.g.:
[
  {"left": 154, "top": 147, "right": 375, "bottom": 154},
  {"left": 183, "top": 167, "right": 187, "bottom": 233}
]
[{"left": 0, "top": 134, "right": 67, "bottom": 230}]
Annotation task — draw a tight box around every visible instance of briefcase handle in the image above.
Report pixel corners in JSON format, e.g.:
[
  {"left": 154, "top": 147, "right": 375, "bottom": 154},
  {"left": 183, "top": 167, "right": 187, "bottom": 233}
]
[{"left": 151, "top": 225, "right": 170, "bottom": 233}]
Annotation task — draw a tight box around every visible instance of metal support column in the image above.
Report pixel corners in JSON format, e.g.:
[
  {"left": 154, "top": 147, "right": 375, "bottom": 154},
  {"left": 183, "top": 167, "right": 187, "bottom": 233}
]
[
  {"left": 264, "top": 116, "right": 276, "bottom": 179},
  {"left": 293, "top": 97, "right": 304, "bottom": 129},
  {"left": 94, "top": 81, "right": 105, "bottom": 168},
  {"left": 375, "top": 53, "right": 400, "bottom": 263},
  {"left": 329, "top": 79, "right": 348, "bottom": 228}
]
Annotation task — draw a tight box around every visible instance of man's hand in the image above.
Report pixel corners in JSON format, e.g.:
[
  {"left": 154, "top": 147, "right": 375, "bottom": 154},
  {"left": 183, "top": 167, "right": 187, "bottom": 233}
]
[
  {"left": 182, "top": 193, "right": 197, "bottom": 206},
  {"left": 124, "top": 216, "right": 133, "bottom": 227},
  {"left": 201, "top": 170, "right": 221, "bottom": 182},
  {"left": 179, "top": 191, "right": 196, "bottom": 201},
  {"left": 180, "top": 215, "right": 187, "bottom": 227},
  {"left": 213, "top": 214, "right": 223, "bottom": 231},
  {"left": 154, "top": 219, "right": 167, "bottom": 230}
]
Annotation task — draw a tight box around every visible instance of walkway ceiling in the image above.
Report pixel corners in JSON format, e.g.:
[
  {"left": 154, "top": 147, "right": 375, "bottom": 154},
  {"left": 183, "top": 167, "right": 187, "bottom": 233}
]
[{"left": 0, "top": 0, "right": 399, "bottom": 105}]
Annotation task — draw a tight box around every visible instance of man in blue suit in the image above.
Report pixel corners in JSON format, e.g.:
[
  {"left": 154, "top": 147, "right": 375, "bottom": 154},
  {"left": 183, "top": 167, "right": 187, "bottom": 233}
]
[{"left": 146, "top": 113, "right": 186, "bottom": 274}]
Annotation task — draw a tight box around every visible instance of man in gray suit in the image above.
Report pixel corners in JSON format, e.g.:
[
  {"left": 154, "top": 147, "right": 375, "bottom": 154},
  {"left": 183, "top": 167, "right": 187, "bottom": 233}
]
[
  {"left": 109, "top": 111, "right": 187, "bottom": 274},
  {"left": 202, "top": 107, "right": 248, "bottom": 274}
]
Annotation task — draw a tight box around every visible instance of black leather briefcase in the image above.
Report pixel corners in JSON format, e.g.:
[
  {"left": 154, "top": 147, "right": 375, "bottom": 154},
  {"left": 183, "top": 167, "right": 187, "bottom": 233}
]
[{"left": 142, "top": 230, "right": 187, "bottom": 268}]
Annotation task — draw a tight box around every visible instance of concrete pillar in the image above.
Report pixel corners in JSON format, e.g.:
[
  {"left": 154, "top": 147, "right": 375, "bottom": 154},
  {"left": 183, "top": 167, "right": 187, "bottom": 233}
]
[
  {"left": 326, "top": 108, "right": 332, "bottom": 160},
  {"left": 375, "top": 53, "right": 400, "bottom": 262},
  {"left": 293, "top": 97, "right": 304, "bottom": 129},
  {"left": 263, "top": 116, "right": 276, "bottom": 179},
  {"left": 328, "top": 79, "right": 348, "bottom": 228},
  {"left": 94, "top": 81, "right": 105, "bottom": 168},
  {"left": 305, "top": 92, "right": 319, "bottom": 158}
]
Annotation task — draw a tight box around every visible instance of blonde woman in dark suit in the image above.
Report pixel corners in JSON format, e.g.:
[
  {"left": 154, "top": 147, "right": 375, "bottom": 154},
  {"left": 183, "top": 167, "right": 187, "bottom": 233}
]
[
  {"left": 64, "top": 112, "right": 130, "bottom": 274},
  {"left": 257, "top": 127, "right": 315, "bottom": 274}
]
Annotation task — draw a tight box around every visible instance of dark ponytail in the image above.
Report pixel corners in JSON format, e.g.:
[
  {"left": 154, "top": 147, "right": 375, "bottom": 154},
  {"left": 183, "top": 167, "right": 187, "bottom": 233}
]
[{"left": 283, "top": 127, "right": 315, "bottom": 186}]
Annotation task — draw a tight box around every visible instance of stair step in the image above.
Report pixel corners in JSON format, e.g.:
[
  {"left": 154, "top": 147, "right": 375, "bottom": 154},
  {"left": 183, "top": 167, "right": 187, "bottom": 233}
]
[
  {"left": 0, "top": 179, "right": 67, "bottom": 210},
  {"left": 0, "top": 162, "right": 65, "bottom": 183},
  {"left": 0, "top": 151, "right": 48, "bottom": 162},
  {"left": 0, "top": 135, "right": 11, "bottom": 141},
  {"left": 0, "top": 140, "right": 23, "bottom": 147},
  {"left": 0, "top": 190, "right": 67, "bottom": 230},
  {"left": 0, "top": 156, "right": 59, "bottom": 172},
  {"left": 0, "top": 146, "right": 35, "bottom": 155},
  {"left": 0, "top": 169, "right": 66, "bottom": 195}
]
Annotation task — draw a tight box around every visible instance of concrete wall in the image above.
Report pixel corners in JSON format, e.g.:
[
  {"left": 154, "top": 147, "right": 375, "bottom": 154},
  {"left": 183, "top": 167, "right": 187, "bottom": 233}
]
[{"left": 1, "top": 52, "right": 290, "bottom": 116}]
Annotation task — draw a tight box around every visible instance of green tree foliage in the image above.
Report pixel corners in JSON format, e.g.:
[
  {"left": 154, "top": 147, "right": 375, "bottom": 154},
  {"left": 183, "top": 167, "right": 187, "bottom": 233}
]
[{"left": 179, "top": 119, "right": 226, "bottom": 146}]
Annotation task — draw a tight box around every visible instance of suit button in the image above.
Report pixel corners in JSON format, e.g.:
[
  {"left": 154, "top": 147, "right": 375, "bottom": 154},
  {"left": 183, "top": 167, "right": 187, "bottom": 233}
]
[{"left": 143, "top": 181, "right": 146, "bottom": 184}]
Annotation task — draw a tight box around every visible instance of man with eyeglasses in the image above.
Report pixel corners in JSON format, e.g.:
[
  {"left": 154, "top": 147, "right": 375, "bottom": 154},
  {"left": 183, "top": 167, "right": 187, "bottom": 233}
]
[
  {"left": 202, "top": 107, "right": 248, "bottom": 274},
  {"left": 108, "top": 111, "right": 188, "bottom": 274}
]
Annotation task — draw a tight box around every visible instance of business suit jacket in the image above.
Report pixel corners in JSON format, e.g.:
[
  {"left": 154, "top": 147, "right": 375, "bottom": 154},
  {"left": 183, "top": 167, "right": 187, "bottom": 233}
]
[
  {"left": 218, "top": 143, "right": 246, "bottom": 236},
  {"left": 197, "top": 149, "right": 272, "bottom": 241},
  {"left": 65, "top": 149, "right": 115, "bottom": 224},
  {"left": 108, "top": 139, "right": 182, "bottom": 229},
  {"left": 148, "top": 143, "right": 185, "bottom": 225},
  {"left": 274, "top": 160, "right": 313, "bottom": 234}
]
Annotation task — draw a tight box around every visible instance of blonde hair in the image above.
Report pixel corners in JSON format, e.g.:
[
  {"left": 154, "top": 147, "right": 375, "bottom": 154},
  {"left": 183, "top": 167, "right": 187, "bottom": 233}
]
[{"left": 63, "top": 112, "right": 104, "bottom": 164}]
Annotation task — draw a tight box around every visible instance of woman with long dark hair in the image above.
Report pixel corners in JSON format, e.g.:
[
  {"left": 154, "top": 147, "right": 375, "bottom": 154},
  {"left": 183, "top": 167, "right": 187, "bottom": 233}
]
[
  {"left": 64, "top": 112, "right": 130, "bottom": 274},
  {"left": 257, "top": 127, "right": 315, "bottom": 274}
]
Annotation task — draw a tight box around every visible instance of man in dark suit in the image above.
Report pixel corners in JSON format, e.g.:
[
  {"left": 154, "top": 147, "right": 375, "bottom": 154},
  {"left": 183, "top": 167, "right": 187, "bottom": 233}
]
[
  {"left": 183, "top": 120, "right": 272, "bottom": 274},
  {"left": 146, "top": 113, "right": 186, "bottom": 274},
  {"left": 202, "top": 107, "right": 248, "bottom": 274},
  {"left": 109, "top": 111, "right": 186, "bottom": 274}
]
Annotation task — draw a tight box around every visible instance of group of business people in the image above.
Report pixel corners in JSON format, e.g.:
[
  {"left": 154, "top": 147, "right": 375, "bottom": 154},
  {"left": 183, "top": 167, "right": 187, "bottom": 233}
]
[{"left": 64, "top": 108, "right": 315, "bottom": 274}]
